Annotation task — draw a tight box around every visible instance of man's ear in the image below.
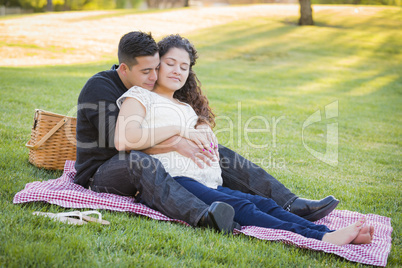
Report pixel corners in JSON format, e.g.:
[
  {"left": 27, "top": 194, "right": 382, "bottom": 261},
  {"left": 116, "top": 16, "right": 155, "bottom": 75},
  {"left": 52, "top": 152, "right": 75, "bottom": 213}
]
[{"left": 119, "top": 63, "right": 129, "bottom": 76}]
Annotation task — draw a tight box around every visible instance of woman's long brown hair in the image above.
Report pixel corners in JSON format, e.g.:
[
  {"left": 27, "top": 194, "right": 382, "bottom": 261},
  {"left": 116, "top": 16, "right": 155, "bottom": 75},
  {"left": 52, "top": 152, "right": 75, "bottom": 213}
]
[{"left": 157, "top": 34, "right": 216, "bottom": 128}]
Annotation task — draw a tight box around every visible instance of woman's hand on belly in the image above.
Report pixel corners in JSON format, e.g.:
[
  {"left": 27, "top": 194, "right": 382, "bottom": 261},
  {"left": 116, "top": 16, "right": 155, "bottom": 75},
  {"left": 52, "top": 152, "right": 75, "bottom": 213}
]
[
  {"left": 174, "top": 136, "right": 217, "bottom": 169},
  {"left": 195, "top": 124, "right": 219, "bottom": 159}
]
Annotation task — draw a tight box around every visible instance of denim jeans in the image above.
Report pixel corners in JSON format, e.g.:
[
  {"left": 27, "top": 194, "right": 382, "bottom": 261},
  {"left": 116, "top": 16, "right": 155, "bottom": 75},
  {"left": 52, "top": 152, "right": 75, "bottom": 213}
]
[
  {"left": 175, "top": 176, "right": 331, "bottom": 240},
  {"left": 218, "top": 145, "right": 297, "bottom": 208},
  {"left": 90, "top": 151, "right": 209, "bottom": 226},
  {"left": 90, "top": 145, "right": 298, "bottom": 226}
]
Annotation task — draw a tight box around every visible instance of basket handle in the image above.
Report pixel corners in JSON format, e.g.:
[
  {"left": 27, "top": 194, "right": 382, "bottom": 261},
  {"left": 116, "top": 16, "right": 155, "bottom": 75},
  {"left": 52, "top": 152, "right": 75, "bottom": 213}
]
[{"left": 26, "top": 117, "right": 68, "bottom": 150}]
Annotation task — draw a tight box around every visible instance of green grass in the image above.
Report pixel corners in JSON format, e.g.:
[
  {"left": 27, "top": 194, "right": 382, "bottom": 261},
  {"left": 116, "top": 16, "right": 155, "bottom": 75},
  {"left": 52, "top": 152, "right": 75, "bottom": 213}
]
[{"left": 1, "top": 6, "right": 401, "bottom": 267}]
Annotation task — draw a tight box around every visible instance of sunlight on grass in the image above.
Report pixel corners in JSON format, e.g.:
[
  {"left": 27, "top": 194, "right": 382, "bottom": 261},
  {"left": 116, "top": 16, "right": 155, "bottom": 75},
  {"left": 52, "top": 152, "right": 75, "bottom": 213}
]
[{"left": 348, "top": 74, "right": 399, "bottom": 96}]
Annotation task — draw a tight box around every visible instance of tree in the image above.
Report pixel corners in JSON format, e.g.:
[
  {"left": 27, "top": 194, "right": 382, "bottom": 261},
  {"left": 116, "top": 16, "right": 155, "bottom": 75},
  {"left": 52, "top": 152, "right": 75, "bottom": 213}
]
[
  {"left": 299, "top": 0, "right": 314, "bottom": 25},
  {"left": 46, "top": 0, "right": 52, "bottom": 11}
]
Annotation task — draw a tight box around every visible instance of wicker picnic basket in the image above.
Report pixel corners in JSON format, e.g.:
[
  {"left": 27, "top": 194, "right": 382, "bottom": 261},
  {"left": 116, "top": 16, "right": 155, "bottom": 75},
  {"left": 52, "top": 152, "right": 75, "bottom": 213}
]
[{"left": 26, "top": 109, "right": 77, "bottom": 170}]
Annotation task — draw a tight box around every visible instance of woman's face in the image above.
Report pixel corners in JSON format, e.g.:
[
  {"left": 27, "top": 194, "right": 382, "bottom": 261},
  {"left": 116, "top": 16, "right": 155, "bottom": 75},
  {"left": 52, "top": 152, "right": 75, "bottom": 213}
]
[{"left": 157, "top": 47, "right": 190, "bottom": 92}]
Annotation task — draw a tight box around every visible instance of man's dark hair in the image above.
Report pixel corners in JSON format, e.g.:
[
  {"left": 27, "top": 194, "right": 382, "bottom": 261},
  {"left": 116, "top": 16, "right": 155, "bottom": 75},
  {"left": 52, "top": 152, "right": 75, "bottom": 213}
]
[{"left": 118, "top": 31, "right": 158, "bottom": 68}]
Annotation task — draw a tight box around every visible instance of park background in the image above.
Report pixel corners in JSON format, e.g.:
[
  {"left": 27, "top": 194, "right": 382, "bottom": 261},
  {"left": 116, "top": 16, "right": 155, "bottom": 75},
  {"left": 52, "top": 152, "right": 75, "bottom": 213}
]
[
  {"left": 0, "top": 2, "right": 401, "bottom": 267},
  {"left": 0, "top": 0, "right": 400, "bottom": 15}
]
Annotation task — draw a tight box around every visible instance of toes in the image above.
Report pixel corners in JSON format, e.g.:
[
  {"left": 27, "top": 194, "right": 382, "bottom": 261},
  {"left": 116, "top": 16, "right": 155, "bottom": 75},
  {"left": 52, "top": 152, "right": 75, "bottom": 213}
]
[
  {"left": 370, "top": 226, "right": 375, "bottom": 237},
  {"left": 355, "top": 216, "right": 366, "bottom": 228}
]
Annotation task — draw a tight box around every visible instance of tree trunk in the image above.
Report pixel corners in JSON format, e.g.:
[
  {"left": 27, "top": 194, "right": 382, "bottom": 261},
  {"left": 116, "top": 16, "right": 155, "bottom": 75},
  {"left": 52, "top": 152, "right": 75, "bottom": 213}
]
[
  {"left": 46, "top": 0, "right": 53, "bottom": 11},
  {"left": 298, "top": 0, "right": 314, "bottom": 26}
]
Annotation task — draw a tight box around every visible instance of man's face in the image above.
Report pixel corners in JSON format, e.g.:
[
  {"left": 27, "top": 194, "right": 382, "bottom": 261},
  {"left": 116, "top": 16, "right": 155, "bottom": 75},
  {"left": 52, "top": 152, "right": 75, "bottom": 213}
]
[{"left": 124, "top": 53, "right": 160, "bottom": 90}]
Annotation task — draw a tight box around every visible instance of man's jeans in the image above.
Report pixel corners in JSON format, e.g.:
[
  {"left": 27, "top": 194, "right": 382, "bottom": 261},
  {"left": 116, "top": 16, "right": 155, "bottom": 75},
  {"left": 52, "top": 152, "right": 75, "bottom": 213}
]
[
  {"left": 90, "top": 145, "right": 297, "bottom": 226},
  {"left": 90, "top": 150, "right": 209, "bottom": 226},
  {"left": 218, "top": 145, "right": 297, "bottom": 208}
]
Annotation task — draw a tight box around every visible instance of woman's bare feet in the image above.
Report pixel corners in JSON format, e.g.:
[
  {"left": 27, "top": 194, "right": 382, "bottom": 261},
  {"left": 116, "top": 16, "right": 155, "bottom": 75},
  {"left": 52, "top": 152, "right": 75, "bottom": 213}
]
[
  {"left": 322, "top": 217, "right": 368, "bottom": 246},
  {"left": 352, "top": 225, "right": 374, "bottom": 244}
]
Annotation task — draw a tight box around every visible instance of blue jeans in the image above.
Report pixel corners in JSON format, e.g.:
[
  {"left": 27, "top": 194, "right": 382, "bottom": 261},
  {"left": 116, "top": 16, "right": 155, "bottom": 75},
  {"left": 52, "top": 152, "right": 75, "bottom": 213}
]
[
  {"left": 90, "top": 145, "right": 298, "bottom": 227},
  {"left": 218, "top": 145, "right": 296, "bottom": 208},
  {"left": 174, "top": 176, "right": 331, "bottom": 240}
]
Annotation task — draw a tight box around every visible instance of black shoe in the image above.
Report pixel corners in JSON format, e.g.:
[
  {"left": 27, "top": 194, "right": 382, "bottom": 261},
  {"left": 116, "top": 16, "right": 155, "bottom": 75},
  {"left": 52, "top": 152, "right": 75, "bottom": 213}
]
[
  {"left": 232, "top": 221, "right": 241, "bottom": 231},
  {"left": 289, "top": 196, "right": 339, "bottom": 222},
  {"left": 198, "top": 201, "right": 235, "bottom": 234}
]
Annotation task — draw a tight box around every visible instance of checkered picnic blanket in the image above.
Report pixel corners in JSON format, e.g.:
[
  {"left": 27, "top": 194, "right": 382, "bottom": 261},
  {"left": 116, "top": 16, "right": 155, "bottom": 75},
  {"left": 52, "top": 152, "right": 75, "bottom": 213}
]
[{"left": 14, "top": 161, "right": 393, "bottom": 266}]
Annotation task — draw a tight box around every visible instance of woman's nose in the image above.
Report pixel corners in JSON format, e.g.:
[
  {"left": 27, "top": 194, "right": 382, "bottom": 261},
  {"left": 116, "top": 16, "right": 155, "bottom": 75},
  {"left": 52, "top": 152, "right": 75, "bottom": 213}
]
[{"left": 173, "top": 66, "right": 181, "bottom": 74}]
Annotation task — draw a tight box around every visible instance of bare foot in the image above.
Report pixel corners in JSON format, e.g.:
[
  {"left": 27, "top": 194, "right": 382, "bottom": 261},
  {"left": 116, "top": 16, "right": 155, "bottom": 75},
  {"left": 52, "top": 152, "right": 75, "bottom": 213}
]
[
  {"left": 322, "top": 217, "right": 366, "bottom": 246},
  {"left": 351, "top": 224, "right": 374, "bottom": 244}
]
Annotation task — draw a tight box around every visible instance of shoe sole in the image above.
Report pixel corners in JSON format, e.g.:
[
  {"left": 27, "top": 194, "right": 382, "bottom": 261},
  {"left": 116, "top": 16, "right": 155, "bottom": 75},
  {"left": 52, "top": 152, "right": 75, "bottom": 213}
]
[
  {"left": 209, "top": 202, "right": 235, "bottom": 234},
  {"left": 303, "top": 199, "right": 340, "bottom": 221}
]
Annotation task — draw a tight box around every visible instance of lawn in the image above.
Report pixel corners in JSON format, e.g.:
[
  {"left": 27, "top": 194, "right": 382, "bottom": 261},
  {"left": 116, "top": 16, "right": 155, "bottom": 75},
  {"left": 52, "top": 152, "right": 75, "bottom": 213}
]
[{"left": 0, "top": 5, "right": 401, "bottom": 267}]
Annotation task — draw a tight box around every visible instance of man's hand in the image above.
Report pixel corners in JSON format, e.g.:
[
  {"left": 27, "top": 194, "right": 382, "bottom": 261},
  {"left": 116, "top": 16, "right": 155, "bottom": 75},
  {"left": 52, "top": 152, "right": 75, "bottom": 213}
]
[{"left": 141, "top": 135, "right": 217, "bottom": 168}]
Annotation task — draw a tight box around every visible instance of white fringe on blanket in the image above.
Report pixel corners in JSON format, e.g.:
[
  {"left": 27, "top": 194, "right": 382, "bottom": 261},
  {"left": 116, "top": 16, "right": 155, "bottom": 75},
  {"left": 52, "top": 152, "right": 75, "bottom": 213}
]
[{"left": 14, "top": 161, "right": 393, "bottom": 266}]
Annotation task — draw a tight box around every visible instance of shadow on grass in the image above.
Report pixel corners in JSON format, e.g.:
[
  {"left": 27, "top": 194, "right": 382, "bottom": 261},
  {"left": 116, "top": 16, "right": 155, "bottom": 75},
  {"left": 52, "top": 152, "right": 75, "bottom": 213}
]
[{"left": 194, "top": 13, "right": 400, "bottom": 105}]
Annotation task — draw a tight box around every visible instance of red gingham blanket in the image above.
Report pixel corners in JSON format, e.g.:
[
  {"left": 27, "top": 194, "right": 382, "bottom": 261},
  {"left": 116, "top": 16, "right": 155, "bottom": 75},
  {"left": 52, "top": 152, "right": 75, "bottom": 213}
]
[{"left": 14, "top": 161, "right": 392, "bottom": 266}]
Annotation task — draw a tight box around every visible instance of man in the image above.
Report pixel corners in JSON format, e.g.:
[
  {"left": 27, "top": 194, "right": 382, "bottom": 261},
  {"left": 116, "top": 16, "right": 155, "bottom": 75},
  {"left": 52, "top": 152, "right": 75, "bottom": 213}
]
[{"left": 74, "top": 31, "right": 338, "bottom": 233}]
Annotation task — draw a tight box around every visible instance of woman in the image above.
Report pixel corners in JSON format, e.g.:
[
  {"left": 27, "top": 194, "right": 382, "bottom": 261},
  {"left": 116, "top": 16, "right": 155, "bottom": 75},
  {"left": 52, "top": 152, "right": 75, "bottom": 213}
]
[{"left": 115, "top": 34, "right": 373, "bottom": 246}]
